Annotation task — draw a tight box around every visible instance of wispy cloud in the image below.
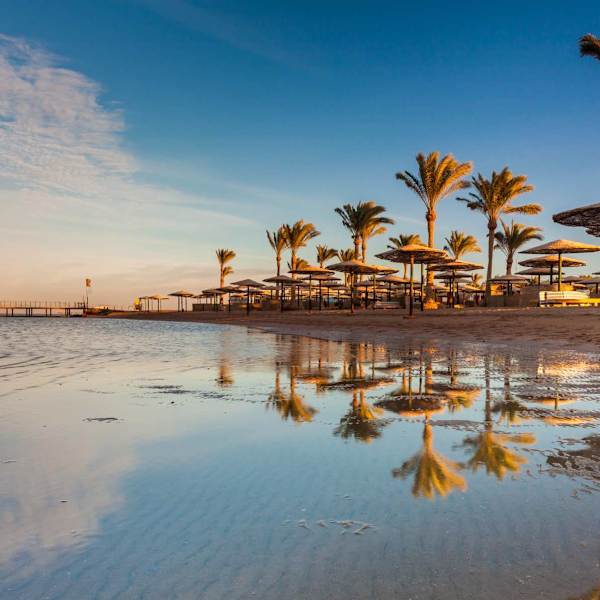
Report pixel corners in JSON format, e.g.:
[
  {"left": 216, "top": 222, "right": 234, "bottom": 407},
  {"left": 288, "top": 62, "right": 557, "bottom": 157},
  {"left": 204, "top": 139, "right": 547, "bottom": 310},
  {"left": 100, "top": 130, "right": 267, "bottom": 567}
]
[{"left": 0, "top": 34, "right": 265, "bottom": 301}]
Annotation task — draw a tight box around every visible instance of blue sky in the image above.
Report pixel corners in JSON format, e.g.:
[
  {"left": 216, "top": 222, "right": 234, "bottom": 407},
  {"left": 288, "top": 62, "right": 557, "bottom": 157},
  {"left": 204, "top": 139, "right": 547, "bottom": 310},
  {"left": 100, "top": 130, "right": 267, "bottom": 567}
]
[{"left": 2, "top": 0, "right": 600, "bottom": 304}]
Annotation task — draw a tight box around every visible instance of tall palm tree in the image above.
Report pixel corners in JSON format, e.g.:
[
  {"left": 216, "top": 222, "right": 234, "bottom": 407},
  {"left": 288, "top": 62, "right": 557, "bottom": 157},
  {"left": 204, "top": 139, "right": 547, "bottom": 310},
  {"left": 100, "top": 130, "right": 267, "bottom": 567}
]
[
  {"left": 443, "top": 230, "right": 481, "bottom": 260},
  {"left": 316, "top": 244, "right": 337, "bottom": 267},
  {"left": 388, "top": 233, "right": 423, "bottom": 277},
  {"left": 266, "top": 226, "right": 287, "bottom": 276},
  {"left": 458, "top": 168, "right": 541, "bottom": 289},
  {"left": 282, "top": 220, "right": 320, "bottom": 272},
  {"left": 357, "top": 202, "right": 394, "bottom": 262},
  {"left": 215, "top": 248, "right": 236, "bottom": 288},
  {"left": 470, "top": 273, "right": 484, "bottom": 289},
  {"left": 494, "top": 220, "right": 543, "bottom": 274},
  {"left": 580, "top": 33, "right": 600, "bottom": 61},
  {"left": 335, "top": 201, "right": 394, "bottom": 260},
  {"left": 334, "top": 204, "right": 361, "bottom": 258},
  {"left": 396, "top": 152, "right": 472, "bottom": 293}
]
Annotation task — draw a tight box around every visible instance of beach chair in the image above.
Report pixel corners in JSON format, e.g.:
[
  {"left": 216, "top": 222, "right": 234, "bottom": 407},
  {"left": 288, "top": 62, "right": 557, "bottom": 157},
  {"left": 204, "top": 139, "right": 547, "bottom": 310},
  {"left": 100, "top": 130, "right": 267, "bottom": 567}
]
[{"left": 539, "top": 291, "right": 600, "bottom": 307}]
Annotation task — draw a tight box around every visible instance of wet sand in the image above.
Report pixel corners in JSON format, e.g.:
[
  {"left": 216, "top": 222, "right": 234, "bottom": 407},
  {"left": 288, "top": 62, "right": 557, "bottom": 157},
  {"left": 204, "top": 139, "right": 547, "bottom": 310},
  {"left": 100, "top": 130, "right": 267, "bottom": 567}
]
[{"left": 105, "top": 307, "right": 600, "bottom": 352}]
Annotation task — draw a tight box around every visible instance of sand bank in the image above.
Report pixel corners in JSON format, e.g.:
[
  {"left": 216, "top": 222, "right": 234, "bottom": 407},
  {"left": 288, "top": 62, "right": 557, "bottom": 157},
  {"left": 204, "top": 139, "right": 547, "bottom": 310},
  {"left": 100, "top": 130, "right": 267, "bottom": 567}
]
[{"left": 104, "top": 307, "right": 600, "bottom": 352}]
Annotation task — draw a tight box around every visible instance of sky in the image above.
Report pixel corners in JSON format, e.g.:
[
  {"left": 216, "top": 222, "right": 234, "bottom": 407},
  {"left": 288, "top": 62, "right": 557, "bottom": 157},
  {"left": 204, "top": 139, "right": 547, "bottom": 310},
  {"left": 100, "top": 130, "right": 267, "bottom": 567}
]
[{"left": 2, "top": 0, "right": 600, "bottom": 306}]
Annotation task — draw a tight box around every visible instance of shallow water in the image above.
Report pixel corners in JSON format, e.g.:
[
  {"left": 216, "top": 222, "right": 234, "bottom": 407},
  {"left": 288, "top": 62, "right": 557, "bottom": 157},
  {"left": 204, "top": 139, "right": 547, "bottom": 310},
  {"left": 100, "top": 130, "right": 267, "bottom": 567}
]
[{"left": 2, "top": 318, "right": 600, "bottom": 599}]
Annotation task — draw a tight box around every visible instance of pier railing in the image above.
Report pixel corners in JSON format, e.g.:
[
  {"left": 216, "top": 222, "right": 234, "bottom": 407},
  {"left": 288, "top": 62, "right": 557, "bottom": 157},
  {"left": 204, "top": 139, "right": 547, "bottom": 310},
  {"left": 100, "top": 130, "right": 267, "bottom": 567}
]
[{"left": 0, "top": 300, "right": 87, "bottom": 309}]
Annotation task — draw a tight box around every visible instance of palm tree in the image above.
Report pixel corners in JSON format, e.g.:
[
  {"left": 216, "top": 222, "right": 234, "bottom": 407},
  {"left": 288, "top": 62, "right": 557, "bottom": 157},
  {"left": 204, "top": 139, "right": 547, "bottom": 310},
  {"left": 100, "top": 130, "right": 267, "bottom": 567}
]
[
  {"left": 388, "top": 233, "right": 423, "bottom": 277},
  {"left": 287, "top": 257, "right": 309, "bottom": 272},
  {"left": 494, "top": 220, "right": 543, "bottom": 274},
  {"left": 282, "top": 220, "right": 320, "bottom": 272},
  {"left": 470, "top": 273, "right": 484, "bottom": 289},
  {"left": 316, "top": 244, "right": 337, "bottom": 267},
  {"left": 336, "top": 248, "right": 356, "bottom": 262},
  {"left": 266, "top": 226, "right": 287, "bottom": 276},
  {"left": 335, "top": 201, "right": 394, "bottom": 261},
  {"left": 357, "top": 202, "right": 394, "bottom": 262},
  {"left": 443, "top": 230, "right": 481, "bottom": 260},
  {"left": 457, "top": 167, "right": 541, "bottom": 289},
  {"left": 396, "top": 152, "right": 472, "bottom": 293},
  {"left": 215, "top": 248, "right": 236, "bottom": 288},
  {"left": 580, "top": 33, "right": 600, "bottom": 61},
  {"left": 335, "top": 204, "right": 361, "bottom": 258}
]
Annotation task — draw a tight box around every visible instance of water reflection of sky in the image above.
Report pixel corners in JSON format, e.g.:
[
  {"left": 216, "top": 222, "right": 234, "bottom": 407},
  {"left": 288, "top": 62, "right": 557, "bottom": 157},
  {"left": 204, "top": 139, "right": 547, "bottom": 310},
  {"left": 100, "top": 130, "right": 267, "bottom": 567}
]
[{"left": 2, "top": 319, "right": 600, "bottom": 599}]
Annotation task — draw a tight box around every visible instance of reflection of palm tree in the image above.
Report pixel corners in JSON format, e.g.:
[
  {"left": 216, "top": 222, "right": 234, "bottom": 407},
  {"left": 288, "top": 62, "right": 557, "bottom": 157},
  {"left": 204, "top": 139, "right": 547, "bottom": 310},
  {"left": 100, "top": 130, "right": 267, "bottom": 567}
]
[
  {"left": 334, "top": 389, "right": 385, "bottom": 443},
  {"left": 216, "top": 361, "right": 234, "bottom": 387},
  {"left": 393, "top": 420, "right": 467, "bottom": 499},
  {"left": 462, "top": 358, "right": 535, "bottom": 479},
  {"left": 267, "top": 368, "right": 317, "bottom": 424}
]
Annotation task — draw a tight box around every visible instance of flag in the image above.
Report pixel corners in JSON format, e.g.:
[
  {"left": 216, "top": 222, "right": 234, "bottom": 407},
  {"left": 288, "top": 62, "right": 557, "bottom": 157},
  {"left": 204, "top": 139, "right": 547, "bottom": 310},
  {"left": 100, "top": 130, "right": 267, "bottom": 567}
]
[{"left": 85, "top": 278, "right": 92, "bottom": 288}]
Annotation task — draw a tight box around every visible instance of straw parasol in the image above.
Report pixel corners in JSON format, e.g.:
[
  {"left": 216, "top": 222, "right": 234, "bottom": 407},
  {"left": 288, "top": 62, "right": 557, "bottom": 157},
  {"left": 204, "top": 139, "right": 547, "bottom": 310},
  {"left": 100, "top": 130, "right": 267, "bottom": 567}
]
[
  {"left": 581, "top": 276, "right": 600, "bottom": 295},
  {"left": 169, "top": 290, "right": 195, "bottom": 312},
  {"left": 327, "top": 259, "right": 381, "bottom": 313},
  {"left": 376, "top": 244, "right": 448, "bottom": 316},
  {"left": 149, "top": 294, "right": 170, "bottom": 312},
  {"left": 521, "top": 239, "right": 600, "bottom": 290},
  {"left": 553, "top": 202, "right": 600, "bottom": 237},
  {"left": 289, "top": 265, "right": 334, "bottom": 312},
  {"left": 429, "top": 260, "right": 483, "bottom": 307},
  {"left": 489, "top": 274, "right": 529, "bottom": 296},
  {"left": 216, "top": 285, "right": 239, "bottom": 312},
  {"left": 231, "top": 279, "right": 265, "bottom": 315},
  {"left": 518, "top": 255, "right": 586, "bottom": 285},
  {"left": 264, "top": 275, "right": 294, "bottom": 312}
]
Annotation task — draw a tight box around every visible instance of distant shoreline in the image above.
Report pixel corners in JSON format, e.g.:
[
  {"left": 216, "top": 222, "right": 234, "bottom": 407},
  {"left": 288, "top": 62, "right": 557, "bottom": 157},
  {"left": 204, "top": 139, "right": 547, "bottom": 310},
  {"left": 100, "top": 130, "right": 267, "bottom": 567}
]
[{"left": 101, "top": 307, "right": 600, "bottom": 354}]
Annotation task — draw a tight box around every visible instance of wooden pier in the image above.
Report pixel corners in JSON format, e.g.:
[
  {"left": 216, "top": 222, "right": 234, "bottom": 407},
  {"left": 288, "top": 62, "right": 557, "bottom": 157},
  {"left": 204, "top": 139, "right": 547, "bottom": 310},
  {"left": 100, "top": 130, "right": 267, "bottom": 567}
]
[{"left": 0, "top": 301, "right": 87, "bottom": 317}]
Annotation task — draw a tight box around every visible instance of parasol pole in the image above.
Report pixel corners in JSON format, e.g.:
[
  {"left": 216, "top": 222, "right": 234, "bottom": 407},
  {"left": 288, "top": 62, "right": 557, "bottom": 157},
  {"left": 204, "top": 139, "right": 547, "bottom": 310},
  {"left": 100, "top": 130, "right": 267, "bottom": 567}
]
[
  {"left": 558, "top": 252, "right": 563, "bottom": 291},
  {"left": 409, "top": 256, "right": 414, "bottom": 317}
]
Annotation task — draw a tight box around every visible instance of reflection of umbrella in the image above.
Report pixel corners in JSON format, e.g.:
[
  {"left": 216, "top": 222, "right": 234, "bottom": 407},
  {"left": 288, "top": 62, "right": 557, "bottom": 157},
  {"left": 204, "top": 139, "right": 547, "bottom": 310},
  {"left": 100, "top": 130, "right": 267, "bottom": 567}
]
[
  {"left": 392, "top": 421, "right": 467, "bottom": 499},
  {"left": 521, "top": 240, "right": 600, "bottom": 290},
  {"left": 376, "top": 244, "right": 448, "bottom": 316},
  {"left": 169, "top": 290, "right": 195, "bottom": 312},
  {"left": 231, "top": 279, "right": 265, "bottom": 315},
  {"left": 327, "top": 260, "right": 380, "bottom": 313}
]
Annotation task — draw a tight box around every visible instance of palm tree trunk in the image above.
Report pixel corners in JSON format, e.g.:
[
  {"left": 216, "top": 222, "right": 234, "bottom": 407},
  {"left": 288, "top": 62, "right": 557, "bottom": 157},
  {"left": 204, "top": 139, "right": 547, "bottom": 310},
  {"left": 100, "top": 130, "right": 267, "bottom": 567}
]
[
  {"left": 353, "top": 236, "right": 360, "bottom": 259},
  {"left": 506, "top": 252, "right": 513, "bottom": 275},
  {"left": 276, "top": 256, "right": 281, "bottom": 277},
  {"left": 485, "top": 220, "right": 496, "bottom": 296},
  {"left": 361, "top": 239, "right": 367, "bottom": 263},
  {"left": 425, "top": 211, "right": 436, "bottom": 300}
]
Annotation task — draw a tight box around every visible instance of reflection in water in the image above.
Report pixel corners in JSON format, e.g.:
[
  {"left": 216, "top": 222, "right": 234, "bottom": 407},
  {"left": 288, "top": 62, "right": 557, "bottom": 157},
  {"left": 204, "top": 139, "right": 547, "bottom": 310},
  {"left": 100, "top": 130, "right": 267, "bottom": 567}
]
[
  {"left": 462, "top": 356, "right": 535, "bottom": 480},
  {"left": 334, "top": 389, "right": 386, "bottom": 443},
  {"left": 4, "top": 320, "right": 600, "bottom": 599},
  {"left": 393, "top": 420, "right": 467, "bottom": 499}
]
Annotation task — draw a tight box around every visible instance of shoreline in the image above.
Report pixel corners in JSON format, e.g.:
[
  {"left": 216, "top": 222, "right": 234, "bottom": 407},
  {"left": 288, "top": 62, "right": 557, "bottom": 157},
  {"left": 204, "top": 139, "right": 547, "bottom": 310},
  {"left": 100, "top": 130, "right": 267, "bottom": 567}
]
[{"left": 102, "top": 307, "right": 600, "bottom": 354}]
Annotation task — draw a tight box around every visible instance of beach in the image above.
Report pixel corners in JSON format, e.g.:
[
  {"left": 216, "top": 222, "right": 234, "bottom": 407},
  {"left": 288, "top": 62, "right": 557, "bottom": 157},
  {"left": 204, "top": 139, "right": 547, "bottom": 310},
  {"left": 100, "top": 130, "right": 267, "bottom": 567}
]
[{"left": 105, "top": 307, "right": 600, "bottom": 352}]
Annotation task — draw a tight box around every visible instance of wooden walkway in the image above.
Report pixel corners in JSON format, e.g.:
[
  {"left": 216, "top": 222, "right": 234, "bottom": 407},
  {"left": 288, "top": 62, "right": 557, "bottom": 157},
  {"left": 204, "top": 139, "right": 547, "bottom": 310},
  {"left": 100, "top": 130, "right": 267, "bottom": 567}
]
[{"left": 0, "top": 301, "right": 87, "bottom": 317}]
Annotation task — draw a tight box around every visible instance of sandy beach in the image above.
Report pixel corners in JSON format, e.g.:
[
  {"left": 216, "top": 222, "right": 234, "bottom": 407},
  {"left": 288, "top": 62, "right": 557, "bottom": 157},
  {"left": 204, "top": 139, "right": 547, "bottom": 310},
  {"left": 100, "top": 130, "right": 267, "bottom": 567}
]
[{"left": 105, "top": 306, "right": 600, "bottom": 352}]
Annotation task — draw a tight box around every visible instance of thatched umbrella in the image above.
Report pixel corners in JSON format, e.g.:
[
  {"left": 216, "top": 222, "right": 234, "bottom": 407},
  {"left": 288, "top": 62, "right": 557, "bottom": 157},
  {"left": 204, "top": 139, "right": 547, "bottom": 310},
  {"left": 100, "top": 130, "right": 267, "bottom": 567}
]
[
  {"left": 521, "top": 239, "right": 600, "bottom": 290},
  {"left": 168, "top": 290, "right": 195, "bottom": 312},
  {"left": 149, "top": 294, "right": 170, "bottom": 312},
  {"left": 231, "top": 279, "right": 265, "bottom": 315},
  {"left": 516, "top": 266, "right": 552, "bottom": 285},
  {"left": 430, "top": 260, "right": 483, "bottom": 307},
  {"left": 553, "top": 202, "right": 600, "bottom": 237},
  {"left": 489, "top": 274, "right": 529, "bottom": 297},
  {"left": 289, "top": 265, "right": 334, "bottom": 312},
  {"left": 327, "top": 259, "right": 380, "bottom": 313},
  {"left": 376, "top": 274, "right": 410, "bottom": 301},
  {"left": 376, "top": 244, "right": 448, "bottom": 316},
  {"left": 518, "top": 255, "right": 586, "bottom": 285},
  {"left": 215, "top": 285, "right": 239, "bottom": 312},
  {"left": 581, "top": 275, "right": 600, "bottom": 295},
  {"left": 263, "top": 274, "right": 293, "bottom": 312}
]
